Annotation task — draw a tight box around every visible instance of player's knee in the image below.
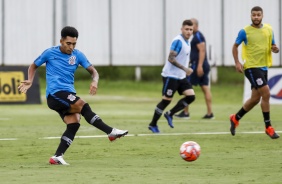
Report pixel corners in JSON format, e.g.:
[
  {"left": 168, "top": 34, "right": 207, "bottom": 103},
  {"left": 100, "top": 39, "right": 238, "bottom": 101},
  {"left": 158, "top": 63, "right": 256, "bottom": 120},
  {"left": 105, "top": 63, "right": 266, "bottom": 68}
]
[
  {"left": 184, "top": 95, "right": 195, "bottom": 104},
  {"left": 67, "top": 123, "right": 80, "bottom": 134}
]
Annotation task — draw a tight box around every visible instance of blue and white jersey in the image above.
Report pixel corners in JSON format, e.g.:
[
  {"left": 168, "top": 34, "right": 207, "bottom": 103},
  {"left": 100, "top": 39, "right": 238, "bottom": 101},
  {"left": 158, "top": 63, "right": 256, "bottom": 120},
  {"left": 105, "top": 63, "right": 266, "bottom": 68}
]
[
  {"left": 161, "top": 34, "right": 191, "bottom": 79},
  {"left": 34, "top": 46, "right": 92, "bottom": 98}
]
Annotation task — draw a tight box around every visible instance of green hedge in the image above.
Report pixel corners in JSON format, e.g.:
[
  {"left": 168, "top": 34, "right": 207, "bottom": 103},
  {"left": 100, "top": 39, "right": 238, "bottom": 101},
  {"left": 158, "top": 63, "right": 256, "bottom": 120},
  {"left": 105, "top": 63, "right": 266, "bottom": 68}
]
[{"left": 37, "top": 66, "right": 244, "bottom": 84}]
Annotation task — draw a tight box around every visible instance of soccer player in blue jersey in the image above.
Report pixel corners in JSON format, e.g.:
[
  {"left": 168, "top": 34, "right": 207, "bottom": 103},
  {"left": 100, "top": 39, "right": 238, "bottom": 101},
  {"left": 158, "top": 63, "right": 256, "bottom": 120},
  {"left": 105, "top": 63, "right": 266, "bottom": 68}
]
[
  {"left": 175, "top": 18, "right": 214, "bottom": 119},
  {"left": 18, "top": 26, "right": 128, "bottom": 165},
  {"left": 230, "top": 6, "right": 280, "bottom": 139},
  {"left": 148, "top": 20, "right": 195, "bottom": 133}
]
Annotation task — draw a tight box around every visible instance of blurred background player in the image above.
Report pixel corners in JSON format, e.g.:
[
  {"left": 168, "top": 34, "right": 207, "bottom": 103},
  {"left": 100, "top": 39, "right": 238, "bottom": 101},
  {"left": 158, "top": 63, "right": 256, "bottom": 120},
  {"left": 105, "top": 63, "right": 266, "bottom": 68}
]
[
  {"left": 175, "top": 18, "right": 214, "bottom": 119},
  {"left": 148, "top": 20, "right": 195, "bottom": 133},
  {"left": 230, "top": 6, "right": 280, "bottom": 139},
  {"left": 18, "top": 26, "right": 128, "bottom": 165}
]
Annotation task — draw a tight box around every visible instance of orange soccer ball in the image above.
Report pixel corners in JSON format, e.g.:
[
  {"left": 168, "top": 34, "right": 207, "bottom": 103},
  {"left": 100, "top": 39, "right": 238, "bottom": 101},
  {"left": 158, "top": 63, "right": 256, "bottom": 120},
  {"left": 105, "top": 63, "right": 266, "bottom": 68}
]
[{"left": 179, "top": 141, "right": 201, "bottom": 162}]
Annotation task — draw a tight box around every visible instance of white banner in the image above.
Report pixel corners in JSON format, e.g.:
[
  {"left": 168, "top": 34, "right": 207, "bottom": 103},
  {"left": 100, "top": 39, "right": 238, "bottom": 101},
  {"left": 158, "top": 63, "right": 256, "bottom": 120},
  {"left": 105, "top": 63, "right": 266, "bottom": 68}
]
[{"left": 244, "top": 68, "right": 282, "bottom": 104}]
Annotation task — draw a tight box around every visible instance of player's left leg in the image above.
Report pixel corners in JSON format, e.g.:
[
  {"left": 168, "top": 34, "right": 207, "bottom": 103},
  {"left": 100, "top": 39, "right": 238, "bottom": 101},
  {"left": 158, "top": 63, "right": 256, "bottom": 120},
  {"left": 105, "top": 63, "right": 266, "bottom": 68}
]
[
  {"left": 257, "top": 85, "right": 279, "bottom": 139},
  {"left": 164, "top": 85, "right": 195, "bottom": 128},
  {"left": 200, "top": 85, "right": 214, "bottom": 119},
  {"left": 71, "top": 99, "right": 128, "bottom": 141}
]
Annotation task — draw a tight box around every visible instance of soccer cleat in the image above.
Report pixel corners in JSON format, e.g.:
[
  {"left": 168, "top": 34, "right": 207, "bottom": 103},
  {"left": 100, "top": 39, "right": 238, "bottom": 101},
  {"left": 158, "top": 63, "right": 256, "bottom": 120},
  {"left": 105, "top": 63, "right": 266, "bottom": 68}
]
[
  {"left": 108, "top": 128, "right": 128, "bottom": 142},
  {"left": 49, "top": 155, "right": 69, "bottom": 165},
  {"left": 148, "top": 125, "right": 160, "bottom": 133},
  {"left": 164, "top": 112, "right": 174, "bottom": 128},
  {"left": 230, "top": 114, "right": 239, "bottom": 136},
  {"left": 174, "top": 111, "right": 190, "bottom": 119},
  {"left": 202, "top": 113, "right": 215, "bottom": 119},
  {"left": 265, "top": 126, "right": 280, "bottom": 139}
]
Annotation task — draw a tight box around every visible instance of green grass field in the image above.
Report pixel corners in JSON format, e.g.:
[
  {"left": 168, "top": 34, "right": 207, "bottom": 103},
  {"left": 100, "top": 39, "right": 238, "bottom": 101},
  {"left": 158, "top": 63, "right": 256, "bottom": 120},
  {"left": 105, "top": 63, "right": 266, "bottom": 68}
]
[{"left": 1, "top": 79, "right": 282, "bottom": 184}]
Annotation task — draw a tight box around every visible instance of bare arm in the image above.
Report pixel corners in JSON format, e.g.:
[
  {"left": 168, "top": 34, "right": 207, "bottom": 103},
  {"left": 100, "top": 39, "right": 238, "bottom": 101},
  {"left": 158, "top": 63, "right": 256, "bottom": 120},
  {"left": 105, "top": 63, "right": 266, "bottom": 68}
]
[
  {"left": 168, "top": 50, "right": 193, "bottom": 76},
  {"left": 18, "top": 63, "right": 38, "bottom": 93},
  {"left": 272, "top": 44, "right": 279, "bottom": 53},
  {"left": 196, "top": 42, "right": 206, "bottom": 77},
  {"left": 86, "top": 65, "right": 99, "bottom": 95},
  {"left": 232, "top": 43, "right": 243, "bottom": 73}
]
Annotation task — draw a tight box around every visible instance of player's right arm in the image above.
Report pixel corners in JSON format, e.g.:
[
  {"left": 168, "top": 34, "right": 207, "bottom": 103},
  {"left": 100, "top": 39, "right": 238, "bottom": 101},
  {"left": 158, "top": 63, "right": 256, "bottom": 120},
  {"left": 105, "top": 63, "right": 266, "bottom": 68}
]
[
  {"left": 18, "top": 49, "right": 48, "bottom": 93},
  {"left": 168, "top": 40, "right": 193, "bottom": 76},
  {"left": 168, "top": 50, "right": 193, "bottom": 76},
  {"left": 18, "top": 63, "right": 38, "bottom": 93},
  {"left": 232, "top": 29, "right": 246, "bottom": 73}
]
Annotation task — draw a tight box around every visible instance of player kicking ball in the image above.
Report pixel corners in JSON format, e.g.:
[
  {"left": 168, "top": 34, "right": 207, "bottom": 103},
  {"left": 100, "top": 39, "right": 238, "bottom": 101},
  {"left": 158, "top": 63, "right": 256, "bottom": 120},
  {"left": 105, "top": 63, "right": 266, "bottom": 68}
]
[{"left": 18, "top": 26, "right": 128, "bottom": 165}]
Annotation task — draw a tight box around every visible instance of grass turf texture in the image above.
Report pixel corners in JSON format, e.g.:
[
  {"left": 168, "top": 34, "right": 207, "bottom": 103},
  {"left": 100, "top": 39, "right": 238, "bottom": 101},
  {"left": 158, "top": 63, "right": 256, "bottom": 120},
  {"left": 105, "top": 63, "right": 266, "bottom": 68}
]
[{"left": 1, "top": 71, "right": 282, "bottom": 183}]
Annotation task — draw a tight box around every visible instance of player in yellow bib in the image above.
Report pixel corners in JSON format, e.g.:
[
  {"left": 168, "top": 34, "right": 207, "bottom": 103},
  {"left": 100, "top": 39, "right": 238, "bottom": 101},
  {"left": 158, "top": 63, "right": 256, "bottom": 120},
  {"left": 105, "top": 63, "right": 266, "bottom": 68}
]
[{"left": 230, "top": 6, "right": 280, "bottom": 139}]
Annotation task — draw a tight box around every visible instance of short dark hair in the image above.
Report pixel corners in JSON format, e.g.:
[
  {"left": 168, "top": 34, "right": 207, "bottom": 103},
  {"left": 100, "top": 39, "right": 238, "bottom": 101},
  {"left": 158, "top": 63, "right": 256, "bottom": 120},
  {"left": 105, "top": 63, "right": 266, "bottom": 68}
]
[
  {"left": 61, "top": 26, "right": 79, "bottom": 38},
  {"left": 182, "top": 20, "right": 193, "bottom": 27},
  {"left": 251, "top": 6, "right": 263, "bottom": 13}
]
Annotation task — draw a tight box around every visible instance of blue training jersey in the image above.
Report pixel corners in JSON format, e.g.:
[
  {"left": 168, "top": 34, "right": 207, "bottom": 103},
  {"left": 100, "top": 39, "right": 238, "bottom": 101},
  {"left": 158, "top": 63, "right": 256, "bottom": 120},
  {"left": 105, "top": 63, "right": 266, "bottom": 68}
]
[
  {"left": 190, "top": 31, "right": 208, "bottom": 66},
  {"left": 34, "top": 46, "right": 92, "bottom": 98}
]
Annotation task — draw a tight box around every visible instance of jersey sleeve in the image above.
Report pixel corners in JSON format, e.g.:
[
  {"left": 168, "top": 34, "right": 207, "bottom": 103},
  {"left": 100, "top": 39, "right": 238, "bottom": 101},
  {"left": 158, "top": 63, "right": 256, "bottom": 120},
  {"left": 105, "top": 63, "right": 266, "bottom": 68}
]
[
  {"left": 235, "top": 29, "right": 247, "bottom": 45},
  {"left": 34, "top": 49, "right": 49, "bottom": 67},
  {"left": 195, "top": 32, "right": 205, "bottom": 44},
  {"left": 272, "top": 31, "right": 276, "bottom": 45},
  {"left": 170, "top": 39, "right": 182, "bottom": 55},
  {"left": 77, "top": 51, "right": 92, "bottom": 69}
]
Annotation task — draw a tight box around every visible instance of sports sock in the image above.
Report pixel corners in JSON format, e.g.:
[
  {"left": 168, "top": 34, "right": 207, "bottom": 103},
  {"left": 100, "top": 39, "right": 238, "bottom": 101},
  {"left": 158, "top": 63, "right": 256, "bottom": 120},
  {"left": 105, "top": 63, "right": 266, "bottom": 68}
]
[
  {"left": 149, "top": 99, "right": 171, "bottom": 126},
  {"left": 235, "top": 107, "right": 247, "bottom": 120},
  {"left": 262, "top": 112, "right": 271, "bottom": 128},
  {"left": 54, "top": 123, "right": 80, "bottom": 156},
  {"left": 81, "top": 103, "right": 112, "bottom": 134},
  {"left": 169, "top": 95, "right": 195, "bottom": 116}
]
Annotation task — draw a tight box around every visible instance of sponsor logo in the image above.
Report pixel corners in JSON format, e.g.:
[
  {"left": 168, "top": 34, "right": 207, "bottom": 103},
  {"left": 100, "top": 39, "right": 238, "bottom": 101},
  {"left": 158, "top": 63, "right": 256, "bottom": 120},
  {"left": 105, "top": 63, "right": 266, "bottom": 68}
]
[
  {"left": 166, "top": 89, "right": 173, "bottom": 96},
  {"left": 0, "top": 72, "right": 26, "bottom": 102},
  {"left": 268, "top": 74, "right": 282, "bottom": 99},
  {"left": 256, "top": 78, "right": 263, "bottom": 86},
  {"left": 69, "top": 56, "right": 76, "bottom": 65},
  {"left": 67, "top": 94, "right": 76, "bottom": 101}
]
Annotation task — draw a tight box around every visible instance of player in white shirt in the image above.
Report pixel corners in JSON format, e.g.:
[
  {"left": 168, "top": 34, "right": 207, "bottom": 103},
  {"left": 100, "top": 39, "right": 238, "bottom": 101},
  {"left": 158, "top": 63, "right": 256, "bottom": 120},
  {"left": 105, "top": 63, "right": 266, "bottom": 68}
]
[{"left": 148, "top": 20, "right": 195, "bottom": 133}]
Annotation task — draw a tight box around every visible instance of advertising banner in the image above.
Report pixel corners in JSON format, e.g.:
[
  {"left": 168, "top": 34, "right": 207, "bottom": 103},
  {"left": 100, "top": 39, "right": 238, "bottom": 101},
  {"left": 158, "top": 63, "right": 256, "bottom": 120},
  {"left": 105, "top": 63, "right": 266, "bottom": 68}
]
[{"left": 0, "top": 66, "right": 41, "bottom": 104}]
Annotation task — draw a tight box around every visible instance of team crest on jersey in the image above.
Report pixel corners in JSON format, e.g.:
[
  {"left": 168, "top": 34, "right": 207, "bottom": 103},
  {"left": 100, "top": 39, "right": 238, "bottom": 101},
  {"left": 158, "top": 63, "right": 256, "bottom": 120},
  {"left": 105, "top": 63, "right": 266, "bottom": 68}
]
[
  {"left": 256, "top": 78, "right": 263, "bottom": 86},
  {"left": 69, "top": 56, "right": 76, "bottom": 65},
  {"left": 67, "top": 94, "right": 76, "bottom": 101},
  {"left": 166, "top": 89, "right": 173, "bottom": 96}
]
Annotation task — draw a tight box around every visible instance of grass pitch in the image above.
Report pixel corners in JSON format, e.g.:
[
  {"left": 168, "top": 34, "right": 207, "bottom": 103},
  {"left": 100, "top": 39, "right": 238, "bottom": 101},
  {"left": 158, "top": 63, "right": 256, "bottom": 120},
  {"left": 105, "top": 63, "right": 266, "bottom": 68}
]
[{"left": 0, "top": 80, "right": 282, "bottom": 184}]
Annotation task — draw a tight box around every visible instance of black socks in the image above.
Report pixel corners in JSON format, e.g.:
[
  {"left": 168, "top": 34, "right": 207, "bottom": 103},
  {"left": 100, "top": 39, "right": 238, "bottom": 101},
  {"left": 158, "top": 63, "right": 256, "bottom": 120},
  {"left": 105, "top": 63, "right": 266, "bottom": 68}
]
[
  {"left": 81, "top": 103, "right": 112, "bottom": 134},
  {"left": 150, "top": 99, "right": 171, "bottom": 126},
  {"left": 55, "top": 123, "right": 80, "bottom": 156}
]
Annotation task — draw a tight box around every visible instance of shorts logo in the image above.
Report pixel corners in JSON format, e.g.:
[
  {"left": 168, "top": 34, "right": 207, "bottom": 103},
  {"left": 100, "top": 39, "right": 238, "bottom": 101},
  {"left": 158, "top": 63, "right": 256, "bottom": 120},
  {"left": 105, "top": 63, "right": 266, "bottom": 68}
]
[
  {"left": 67, "top": 94, "right": 76, "bottom": 101},
  {"left": 166, "top": 89, "right": 173, "bottom": 96},
  {"left": 69, "top": 56, "right": 76, "bottom": 65},
  {"left": 256, "top": 78, "right": 263, "bottom": 86}
]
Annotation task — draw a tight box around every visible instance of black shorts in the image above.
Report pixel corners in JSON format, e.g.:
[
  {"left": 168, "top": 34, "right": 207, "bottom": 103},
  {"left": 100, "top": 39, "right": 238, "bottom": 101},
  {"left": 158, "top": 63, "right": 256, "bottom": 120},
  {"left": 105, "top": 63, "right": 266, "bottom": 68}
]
[
  {"left": 244, "top": 68, "right": 268, "bottom": 89},
  {"left": 162, "top": 77, "right": 193, "bottom": 98},
  {"left": 189, "top": 61, "right": 210, "bottom": 86},
  {"left": 47, "top": 91, "right": 80, "bottom": 120}
]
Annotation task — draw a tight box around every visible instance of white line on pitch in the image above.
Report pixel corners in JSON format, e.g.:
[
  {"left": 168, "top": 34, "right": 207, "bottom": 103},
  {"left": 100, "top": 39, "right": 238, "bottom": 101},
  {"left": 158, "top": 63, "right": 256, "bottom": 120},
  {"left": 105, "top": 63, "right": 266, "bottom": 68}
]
[
  {"left": 0, "top": 118, "right": 10, "bottom": 121},
  {"left": 40, "top": 131, "right": 282, "bottom": 139},
  {"left": 0, "top": 138, "right": 17, "bottom": 141}
]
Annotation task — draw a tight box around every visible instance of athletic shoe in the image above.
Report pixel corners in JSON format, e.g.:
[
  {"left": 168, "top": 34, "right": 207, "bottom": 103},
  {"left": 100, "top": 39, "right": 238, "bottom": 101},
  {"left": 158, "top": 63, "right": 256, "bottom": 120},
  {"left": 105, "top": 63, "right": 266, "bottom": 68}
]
[
  {"left": 49, "top": 155, "right": 69, "bottom": 165},
  {"left": 265, "top": 126, "right": 280, "bottom": 139},
  {"left": 164, "top": 112, "right": 174, "bottom": 128},
  {"left": 202, "top": 113, "right": 215, "bottom": 119},
  {"left": 174, "top": 111, "right": 190, "bottom": 119},
  {"left": 230, "top": 114, "right": 239, "bottom": 136},
  {"left": 108, "top": 128, "right": 128, "bottom": 142},
  {"left": 148, "top": 125, "right": 160, "bottom": 133}
]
